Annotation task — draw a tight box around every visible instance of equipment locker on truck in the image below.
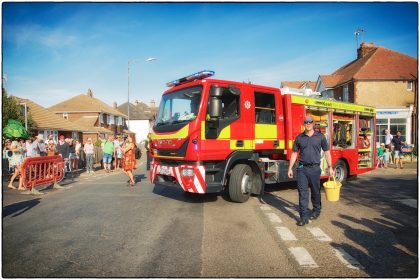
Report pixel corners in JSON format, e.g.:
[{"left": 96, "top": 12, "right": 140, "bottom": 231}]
[{"left": 150, "top": 70, "right": 376, "bottom": 202}]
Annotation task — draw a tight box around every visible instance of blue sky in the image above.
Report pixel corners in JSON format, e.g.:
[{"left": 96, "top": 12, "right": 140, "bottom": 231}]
[{"left": 3, "top": 2, "right": 418, "bottom": 108}]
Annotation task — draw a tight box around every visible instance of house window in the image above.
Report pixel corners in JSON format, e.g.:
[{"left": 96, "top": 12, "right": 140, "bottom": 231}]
[
  {"left": 106, "top": 114, "right": 111, "bottom": 124},
  {"left": 343, "top": 85, "right": 349, "bottom": 102},
  {"left": 99, "top": 113, "right": 104, "bottom": 125},
  {"left": 63, "top": 112, "right": 68, "bottom": 120},
  {"left": 72, "top": 132, "right": 79, "bottom": 140},
  {"left": 108, "top": 114, "right": 115, "bottom": 125},
  {"left": 114, "top": 116, "right": 118, "bottom": 125},
  {"left": 407, "top": 81, "right": 413, "bottom": 91},
  {"left": 118, "top": 116, "right": 123, "bottom": 125},
  {"left": 43, "top": 130, "right": 58, "bottom": 143}
]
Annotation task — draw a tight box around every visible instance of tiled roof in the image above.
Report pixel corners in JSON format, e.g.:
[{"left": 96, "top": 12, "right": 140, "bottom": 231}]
[
  {"left": 319, "top": 45, "right": 418, "bottom": 88},
  {"left": 72, "top": 116, "right": 113, "bottom": 134},
  {"left": 319, "top": 75, "right": 344, "bottom": 88},
  {"left": 15, "top": 97, "right": 86, "bottom": 132},
  {"left": 117, "top": 101, "right": 157, "bottom": 120},
  {"left": 48, "top": 90, "right": 127, "bottom": 118},
  {"left": 354, "top": 47, "right": 417, "bottom": 80},
  {"left": 281, "top": 81, "right": 317, "bottom": 91}
]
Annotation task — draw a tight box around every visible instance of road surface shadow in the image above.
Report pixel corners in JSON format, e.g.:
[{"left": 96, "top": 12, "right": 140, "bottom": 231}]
[
  {"left": 331, "top": 213, "right": 418, "bottom": 277},
  {"left": 3, "top": 198, "right": 41, "bottom": 218},
  {"left": 133, "top": 174, "right": 147, "bottom": 183},
  {"left": 152, "top": 183, "right": 218, "bottom": 203}
]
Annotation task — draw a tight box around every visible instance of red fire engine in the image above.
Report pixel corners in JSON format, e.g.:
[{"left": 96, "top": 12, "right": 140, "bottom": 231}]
[{"left": 150, "top": 71, "right": 376, "bottom": 202}]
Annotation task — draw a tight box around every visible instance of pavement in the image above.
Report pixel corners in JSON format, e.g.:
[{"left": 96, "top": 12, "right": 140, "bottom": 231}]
[{"left": 2, "top": 159, "right": 149, "bottom": 207}]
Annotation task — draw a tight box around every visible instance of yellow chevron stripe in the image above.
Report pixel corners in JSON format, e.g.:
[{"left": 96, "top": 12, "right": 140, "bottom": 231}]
[{"left": 151, "top": 125, "right": 189, "bottom": 140}]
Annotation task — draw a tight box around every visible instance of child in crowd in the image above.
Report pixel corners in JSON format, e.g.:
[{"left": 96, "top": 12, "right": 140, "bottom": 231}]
[
  {"left": 383, "top": 147, "right": 391, "bottom": 169},
  {"left": 377, "top": 143, "right": 385, "bottom": 168}
]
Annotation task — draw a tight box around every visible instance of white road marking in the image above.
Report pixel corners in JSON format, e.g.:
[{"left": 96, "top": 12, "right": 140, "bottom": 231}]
[
  {"left": 306, "top": 227, "right": 332, "bottom": 242},
  {"left": 333, "top": 247, "right": 364, "bottom": 270},
  {"left": 288, "top": 247, "right": 318, "bottom": 268},
  {"left": 265, "top": 212, "right": 282, "bottom": 224},
  {"left": 275, "top": 226, "right": 297, "bottom": 241},
  {"left": 396, "top": 198, "right": 417, "bottom": 208},
  {"left": 260, "top": 205, "right": 272, "bottom": 211}
]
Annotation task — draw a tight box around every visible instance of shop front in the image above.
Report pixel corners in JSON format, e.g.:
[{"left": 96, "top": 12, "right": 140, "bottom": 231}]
[{"left": 375, "top": 106, "right": 414, "bottom": 146}]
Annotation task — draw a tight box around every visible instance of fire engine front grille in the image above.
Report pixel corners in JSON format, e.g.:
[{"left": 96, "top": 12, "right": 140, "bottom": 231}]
[{"left": 156, "top": 138, "right": 189, "bottom": 158}]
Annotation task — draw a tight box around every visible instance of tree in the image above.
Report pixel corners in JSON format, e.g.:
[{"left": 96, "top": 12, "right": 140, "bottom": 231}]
[{"left": 2, "top": 88, "right": 34, "bottom": 132}]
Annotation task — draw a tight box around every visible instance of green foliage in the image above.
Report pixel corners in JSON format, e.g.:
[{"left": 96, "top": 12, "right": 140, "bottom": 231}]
[
  {"left": 2, "top": 88, "right": 34, "bottom": 132},
  {"left": 3, "top": 119, "right": 30, "bottom": 139},
  {"left": 413, "top": 146, "right": 417, "bottom": 157}
]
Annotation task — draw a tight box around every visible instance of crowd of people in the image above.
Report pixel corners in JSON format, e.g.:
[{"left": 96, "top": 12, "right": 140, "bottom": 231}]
[
  {"left": 377, "top": 129, "right": 407, "bottom": 169},
  {"left": 3, "top": 132, "right": 143, "bottom": 190}
]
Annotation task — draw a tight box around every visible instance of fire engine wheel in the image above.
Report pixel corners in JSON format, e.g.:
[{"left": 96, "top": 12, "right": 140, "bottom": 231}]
[
  {"left": 333, "top": 160, "right": 348, "bottom": 184},
  {"left": 229, "top": 164, "right": 252, "bottom": 203}
]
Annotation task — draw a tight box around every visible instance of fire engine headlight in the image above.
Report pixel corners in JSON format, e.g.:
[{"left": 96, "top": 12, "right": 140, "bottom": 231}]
[{"left": 181, "top": 168, "right": 194, "bottom": 177}]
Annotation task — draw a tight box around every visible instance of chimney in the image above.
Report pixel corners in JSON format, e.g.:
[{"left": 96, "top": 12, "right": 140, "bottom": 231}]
[
  {"left": 87, "top": 89, "right": 93, "bottom": 97},
  {"left": 150, "top": 99, "right": 156, "bottom": 108},
  {"left": 112, "top": 101, "right": 117, "bottom": 108},
  {"left": 134, "top": 100, "right": 139, "bottom": 106},
  {"left": 357, "top": 42, "right": 376, "bottom": 59}
]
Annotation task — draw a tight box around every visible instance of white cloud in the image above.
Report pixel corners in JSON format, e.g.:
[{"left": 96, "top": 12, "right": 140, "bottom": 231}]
[{"left": 4, "top": 24, "right": 78, "bottom": 49}]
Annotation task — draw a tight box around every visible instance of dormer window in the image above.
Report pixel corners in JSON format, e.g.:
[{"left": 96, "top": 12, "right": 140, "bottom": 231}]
[
  {"left": 343, "top": 85, "right": 349, "bottom": 102},
  {"left": 63, "top": 112, "right": 68, "bottom": 120}
]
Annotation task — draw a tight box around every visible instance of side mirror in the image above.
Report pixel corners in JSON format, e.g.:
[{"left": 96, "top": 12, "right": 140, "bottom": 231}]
[
  {"left": 209, "top": 86, "right": 223, "bottom": 120},
  {"left": 229, "top": 85, "right": 241, "bottom": 95},
  {"left": 210, "top": 85, "right": 223, "bottom": 97},
  {"left": 209, "top": 97, "right": 222, "bottom": 120}
]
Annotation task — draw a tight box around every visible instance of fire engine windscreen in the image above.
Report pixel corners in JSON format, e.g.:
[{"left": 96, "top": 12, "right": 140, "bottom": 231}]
[{"left": 155, "top": 85, "right": 202, "bottom": 130}]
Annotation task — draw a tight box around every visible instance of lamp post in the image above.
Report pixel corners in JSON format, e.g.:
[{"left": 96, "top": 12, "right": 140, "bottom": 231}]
[{"left": 127, "top": 57, "right": 157, "bottom": 131}]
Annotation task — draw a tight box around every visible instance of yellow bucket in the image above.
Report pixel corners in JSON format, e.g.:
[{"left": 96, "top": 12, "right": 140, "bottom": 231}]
[{"left": 323, "top": 176, "right": 342, "bottom": 202}]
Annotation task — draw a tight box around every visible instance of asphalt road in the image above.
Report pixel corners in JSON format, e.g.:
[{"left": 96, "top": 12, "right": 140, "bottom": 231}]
[{"left": 2, "top": 161, "right": 418, "bottom": 277}]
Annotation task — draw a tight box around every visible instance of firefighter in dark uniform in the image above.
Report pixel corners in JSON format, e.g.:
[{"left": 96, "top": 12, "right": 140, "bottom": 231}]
[{"left": 288, "top": 116, "right": 334, "bottom": 226}]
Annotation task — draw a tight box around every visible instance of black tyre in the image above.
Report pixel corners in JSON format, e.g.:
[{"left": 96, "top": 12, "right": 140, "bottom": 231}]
[
  {"left": 334, "top": 159, "right": 348, "bottom": 184},
  {"left": 229, "top": 164, "right": 252, "bottom": 203}
]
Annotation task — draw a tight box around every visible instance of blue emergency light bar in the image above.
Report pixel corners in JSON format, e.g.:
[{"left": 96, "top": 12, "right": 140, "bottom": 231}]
[{"left": 166, "top": 70, "right": 215, "bottom": 87}]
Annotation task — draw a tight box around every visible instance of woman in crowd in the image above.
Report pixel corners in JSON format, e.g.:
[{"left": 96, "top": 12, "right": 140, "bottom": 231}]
[
  {"left": 68, "top": 138, "right": 76, "bottom": 171},
  {"left": 115, "top": 136, "right": 123, "bottom": 170},
  {"left": 47, "top": 138, "right": 57, "bottom": 156},
  {"left": 75, "top": 140, "right": 81, "bottom": 170},
  {"left": 122, "top": 134, "right": 137, "bottom": 186},
  {"left": 83, "top": 138, "right": 95, "bottom": 174},
  {"left": 7, "top": 140, "right": 25, "bottom": 191}
]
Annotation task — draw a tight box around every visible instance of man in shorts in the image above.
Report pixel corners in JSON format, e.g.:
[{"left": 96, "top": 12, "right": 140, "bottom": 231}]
[
  {"left": 391, "top": 131, "right": 405, "bottom": 169},
  {"left": 100, "top": 135, "right": 115, "bottom": 173}
]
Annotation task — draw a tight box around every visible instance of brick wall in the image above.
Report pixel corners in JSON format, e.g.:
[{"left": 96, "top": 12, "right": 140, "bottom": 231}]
[{"left": 355, "top": 81, "right": 415, "bottom": 107}]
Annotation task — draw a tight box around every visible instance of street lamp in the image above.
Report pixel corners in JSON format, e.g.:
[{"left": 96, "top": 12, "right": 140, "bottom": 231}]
[{"left": 127, "top": 57, "right": 157, "bottom": 131}]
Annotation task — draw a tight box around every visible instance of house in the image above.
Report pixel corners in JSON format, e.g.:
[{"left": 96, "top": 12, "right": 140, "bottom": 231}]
[
  {"left": 280, "top": 81, "right": 319, "bottom": 96},
  {"left": 117, "top": 99, "right": 157, "bottom": 143},
  {"left": 15, "top": 97, "right": 86, "bottom": 142},
  {"left": 281, "top": 81, "right": 317, "bottom": 91},
  {"left": 48, "top": 89, "right": 127, "bottom": 143},
  {"left": 315, "top": 42, "right": 417, "bottom": 146}
]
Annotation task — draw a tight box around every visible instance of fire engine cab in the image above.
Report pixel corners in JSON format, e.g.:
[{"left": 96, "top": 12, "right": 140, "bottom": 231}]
[{"left": 150, "top": 71, "right": 376, "bottom": 202}]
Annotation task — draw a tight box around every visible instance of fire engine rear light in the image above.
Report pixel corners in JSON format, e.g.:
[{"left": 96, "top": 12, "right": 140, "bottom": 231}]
[
  {"left": 166, "top": 70, "right": 215, "bottom": 87},
  {"left": 181, "top": 168, "right": 195, "bottom": 177}
]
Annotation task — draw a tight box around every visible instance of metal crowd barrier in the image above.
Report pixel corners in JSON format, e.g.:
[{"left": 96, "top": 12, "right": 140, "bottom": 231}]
[{"left": 20, "top": 156, "right": 65, "bottom": 194}]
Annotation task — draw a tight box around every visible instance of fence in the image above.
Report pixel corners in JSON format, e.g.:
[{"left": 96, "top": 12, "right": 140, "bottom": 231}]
[{"left": 20, "top": 156, "right": 64, "bottom": 193}]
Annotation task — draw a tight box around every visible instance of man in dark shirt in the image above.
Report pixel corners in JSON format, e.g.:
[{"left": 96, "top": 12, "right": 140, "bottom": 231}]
[
  {"left": 391, "top": 131, "right": 405, "bottom": 169},
  {"left": 56, "top": 135, "right": 70, "bottom": 163},
  {"left": 288, "top": 116, "right": 334, "bottom": 226}
]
